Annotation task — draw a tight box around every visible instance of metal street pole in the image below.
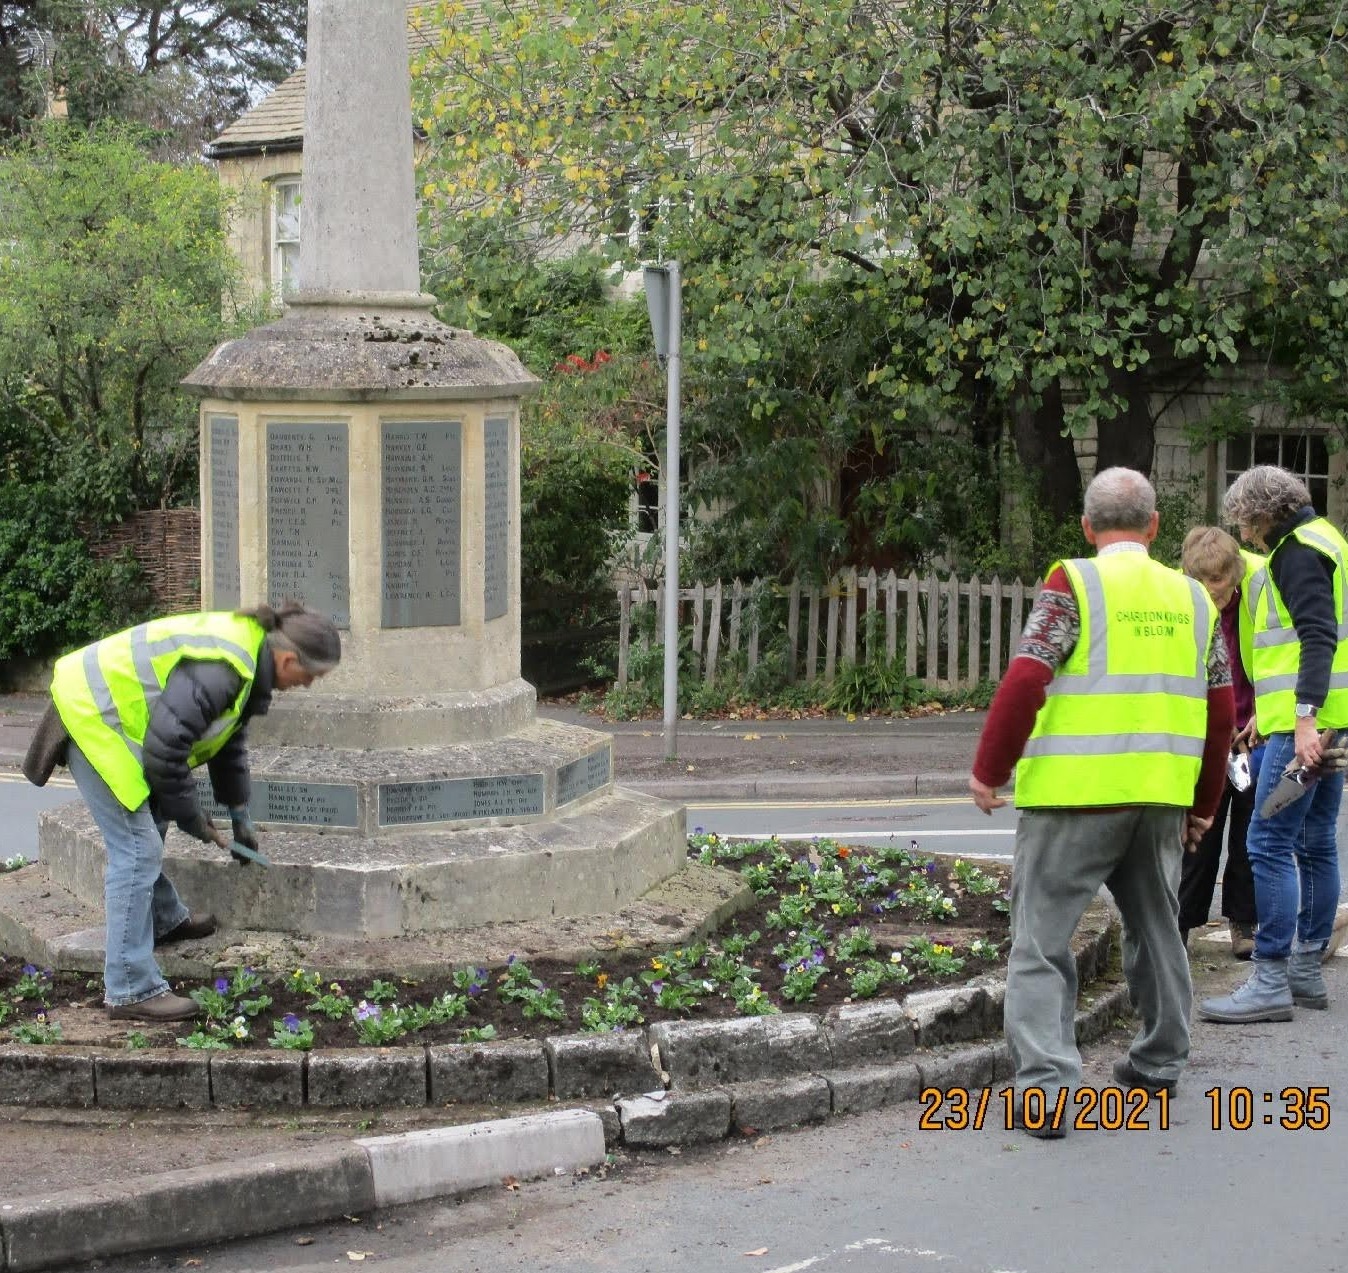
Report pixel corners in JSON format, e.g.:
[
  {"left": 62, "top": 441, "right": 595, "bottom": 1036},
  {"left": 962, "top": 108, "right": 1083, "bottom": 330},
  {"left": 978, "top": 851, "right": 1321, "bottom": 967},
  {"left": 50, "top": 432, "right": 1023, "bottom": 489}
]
[
  {"left": 643, "top": 261, "right": 682, "bottom": 761},
  {"left": 660, "top": 261, "right": 682, "bottom": 760}
]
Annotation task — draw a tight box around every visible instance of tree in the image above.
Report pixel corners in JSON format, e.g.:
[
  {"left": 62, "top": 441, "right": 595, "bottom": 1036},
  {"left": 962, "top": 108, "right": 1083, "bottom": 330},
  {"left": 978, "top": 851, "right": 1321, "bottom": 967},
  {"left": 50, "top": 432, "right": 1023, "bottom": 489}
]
[
  {"left": 415, "top": 0, "right": 1348, "bottom": 539},
  {"left": 0, "top": 121, "right": 253, "bottom": 514},
  {"left": 0, "top": 2, "right": 304, "bottom": 154}
]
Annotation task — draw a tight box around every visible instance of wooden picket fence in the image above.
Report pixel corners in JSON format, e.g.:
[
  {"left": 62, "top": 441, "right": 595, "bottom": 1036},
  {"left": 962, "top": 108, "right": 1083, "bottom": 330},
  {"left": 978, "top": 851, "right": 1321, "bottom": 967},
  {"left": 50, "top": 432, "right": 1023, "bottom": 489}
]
[{"left": 616, "top": 568, "right": 1041, "bottom": 690}]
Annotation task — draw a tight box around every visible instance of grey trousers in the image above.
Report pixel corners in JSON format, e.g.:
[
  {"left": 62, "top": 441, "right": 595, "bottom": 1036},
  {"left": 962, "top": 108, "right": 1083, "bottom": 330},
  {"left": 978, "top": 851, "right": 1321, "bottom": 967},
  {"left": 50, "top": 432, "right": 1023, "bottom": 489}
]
[{"left": 1005, "top": 806, "right": 1192, "bottom": 1092}]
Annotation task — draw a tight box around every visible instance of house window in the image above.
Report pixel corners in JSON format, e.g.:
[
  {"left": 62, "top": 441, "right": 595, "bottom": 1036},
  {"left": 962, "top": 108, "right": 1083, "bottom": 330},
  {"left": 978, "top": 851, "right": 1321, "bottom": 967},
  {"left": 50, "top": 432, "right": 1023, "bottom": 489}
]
[
  {"left": 609, "top": 148, "right": 691, "bottom": 258},
  {"left": 272, "top": 177, "right": 301, "bottom": 300},
  {"left": 1224, "top": 430, "right": 1329, "bottom": 514}
]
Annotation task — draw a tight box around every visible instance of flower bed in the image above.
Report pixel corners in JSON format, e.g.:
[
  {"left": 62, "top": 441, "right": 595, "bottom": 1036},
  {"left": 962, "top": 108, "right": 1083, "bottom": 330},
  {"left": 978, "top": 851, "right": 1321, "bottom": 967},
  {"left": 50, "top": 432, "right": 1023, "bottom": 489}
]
[{"left": 0, "top": 835, "right": 1010, "bottom": 1052}]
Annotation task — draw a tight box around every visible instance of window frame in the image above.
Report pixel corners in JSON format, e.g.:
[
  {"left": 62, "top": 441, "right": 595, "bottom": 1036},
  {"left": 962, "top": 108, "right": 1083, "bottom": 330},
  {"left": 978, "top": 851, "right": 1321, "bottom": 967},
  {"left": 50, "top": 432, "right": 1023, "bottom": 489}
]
[{"left": 270, "top": 175, "right": 302, "bottom": 302}]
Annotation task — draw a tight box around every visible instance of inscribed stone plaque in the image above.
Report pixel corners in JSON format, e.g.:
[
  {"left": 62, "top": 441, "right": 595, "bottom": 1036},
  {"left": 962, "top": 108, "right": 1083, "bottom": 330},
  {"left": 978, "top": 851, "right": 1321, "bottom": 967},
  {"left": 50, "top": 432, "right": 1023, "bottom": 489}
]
[
  {"left": 483, "top": 416, "right": 511, "bottom": 621},
  {"left": 378, "top": 773, "right": 545, "bottom": 826},
  {"left": 195, "top": 775, "right": 359, "bottom": 828},
  {"left": 556, "top": 746, "right": 613, "bottom": 807},
  {"left": 381, "top": 420, "right": 462, "bottom": 627},
  {"left": 207, "top": 415, "right": 240, "bottom": 609},
  {"left": 267, "top": 423, "right": 350, "bottom": 627}
]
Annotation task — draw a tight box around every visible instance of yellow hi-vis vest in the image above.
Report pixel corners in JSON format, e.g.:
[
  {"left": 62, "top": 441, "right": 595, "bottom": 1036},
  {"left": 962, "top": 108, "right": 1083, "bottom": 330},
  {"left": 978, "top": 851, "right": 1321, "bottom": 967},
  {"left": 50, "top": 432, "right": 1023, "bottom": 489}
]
[
  {"left": 1015, "top": 552, "right": 1217, "bottom": 808},
  {"left": 1236, "top": 548, "right": 1265, "bottom": 677},
  {"left": 1246, "top": 517, "right": 1348, "bottom": 734},
  {"left": 50, "top": 612, "right": 266, "bottom": 812}
]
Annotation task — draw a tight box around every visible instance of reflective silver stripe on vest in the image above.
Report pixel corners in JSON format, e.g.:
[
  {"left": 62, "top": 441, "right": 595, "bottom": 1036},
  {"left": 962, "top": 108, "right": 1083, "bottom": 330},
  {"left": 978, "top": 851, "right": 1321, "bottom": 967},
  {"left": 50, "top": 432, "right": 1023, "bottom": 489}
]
[
  {"left": 1022, "top": 733, "right": 1207, "bottom": 759},
  {"left": 82, "top": 644, "right": 144, "bottom": 767},
  {"left": 1048, "top": 558, "right": 1210, "bottom": 700},
  {"left": 1254, "top": 621, "right": 1348, "bottom": 650},
  {"left": 141, "top": 631, "right": 257, "bottom": 675},
  {"left": 1253, "top": 670, "right": 1348, "bottom": 695},
  {"left": 197, "top": 716, "right": 236, "bottom": 746}
]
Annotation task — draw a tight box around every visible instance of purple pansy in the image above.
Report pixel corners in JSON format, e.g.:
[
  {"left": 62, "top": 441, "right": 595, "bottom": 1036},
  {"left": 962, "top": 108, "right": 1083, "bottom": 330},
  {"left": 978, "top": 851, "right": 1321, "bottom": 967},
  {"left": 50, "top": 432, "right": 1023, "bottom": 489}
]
[{"left": 282, "top": 1013, "right": 301, "bottom": 1031}]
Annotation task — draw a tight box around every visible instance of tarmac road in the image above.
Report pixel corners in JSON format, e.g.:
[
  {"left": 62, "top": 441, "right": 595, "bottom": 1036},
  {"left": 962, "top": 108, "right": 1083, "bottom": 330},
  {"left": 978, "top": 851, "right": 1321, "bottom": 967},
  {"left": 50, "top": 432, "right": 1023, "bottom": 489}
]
[{"left": 71, "top": 951, "right": 1348, "bottom": 1273}]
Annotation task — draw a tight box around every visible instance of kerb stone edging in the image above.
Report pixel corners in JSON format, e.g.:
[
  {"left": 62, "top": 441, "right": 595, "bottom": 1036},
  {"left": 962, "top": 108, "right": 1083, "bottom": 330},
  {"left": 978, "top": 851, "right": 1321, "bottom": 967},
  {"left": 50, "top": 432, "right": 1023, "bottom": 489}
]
[
  {"left": 0, "top": 906, "right": 1118, "bottom": 1114},
  {"left": 0, "top": 1110, "right": 608, "bottom": 1273}
]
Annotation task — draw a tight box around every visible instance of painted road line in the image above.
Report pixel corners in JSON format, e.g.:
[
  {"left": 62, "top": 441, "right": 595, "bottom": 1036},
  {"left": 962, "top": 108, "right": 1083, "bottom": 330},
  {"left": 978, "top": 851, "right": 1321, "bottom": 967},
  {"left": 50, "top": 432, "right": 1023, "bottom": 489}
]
[{"left": 0, "top": 773, "right": 75, "bottom": 788}]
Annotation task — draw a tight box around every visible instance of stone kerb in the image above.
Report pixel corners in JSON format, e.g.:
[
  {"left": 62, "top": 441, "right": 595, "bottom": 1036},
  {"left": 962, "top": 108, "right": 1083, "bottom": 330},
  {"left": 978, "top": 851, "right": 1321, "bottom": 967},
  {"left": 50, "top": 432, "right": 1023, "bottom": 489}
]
[{"left": 0, "top": 906, "right": 1120, "bottom": 1119}]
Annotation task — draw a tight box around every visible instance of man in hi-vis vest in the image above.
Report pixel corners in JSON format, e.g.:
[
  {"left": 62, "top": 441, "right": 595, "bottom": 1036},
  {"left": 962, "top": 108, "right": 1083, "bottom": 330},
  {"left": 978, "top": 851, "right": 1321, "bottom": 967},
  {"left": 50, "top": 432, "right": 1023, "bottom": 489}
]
[
  {"left": 23, "top": 602, "right": 341, "bottom": 1023},
  {"left": 1200, "top": 465, "right": 1348, "bottom": 1025},
  {"left": 970, "top": 469, "right": 1233, "bottom": 1138}
]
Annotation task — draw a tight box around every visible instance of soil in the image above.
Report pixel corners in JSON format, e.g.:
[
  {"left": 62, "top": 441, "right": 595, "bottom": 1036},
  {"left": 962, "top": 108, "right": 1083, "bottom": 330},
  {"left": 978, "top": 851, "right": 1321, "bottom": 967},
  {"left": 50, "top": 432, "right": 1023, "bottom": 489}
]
[{"left": 0, "top": 848, "right": 1010, "bottom": 1052}]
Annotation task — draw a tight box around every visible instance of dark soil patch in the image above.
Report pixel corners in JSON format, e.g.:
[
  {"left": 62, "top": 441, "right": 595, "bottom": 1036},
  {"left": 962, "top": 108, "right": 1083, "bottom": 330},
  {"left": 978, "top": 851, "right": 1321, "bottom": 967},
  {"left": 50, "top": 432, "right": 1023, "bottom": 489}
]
[{"left": 0, "top": 843, "right": 1010, "bottom": 1052}]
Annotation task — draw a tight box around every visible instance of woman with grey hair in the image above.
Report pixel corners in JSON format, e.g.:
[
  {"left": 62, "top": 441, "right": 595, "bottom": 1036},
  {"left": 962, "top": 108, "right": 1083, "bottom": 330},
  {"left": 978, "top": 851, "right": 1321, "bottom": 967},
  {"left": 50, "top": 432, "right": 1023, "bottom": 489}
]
[
  {"left": 1200, "top": 465, "right": 1348, "bottom": 1024},
  {"left": 23, "top": 601, "right": 341, "bottom": 1023}
]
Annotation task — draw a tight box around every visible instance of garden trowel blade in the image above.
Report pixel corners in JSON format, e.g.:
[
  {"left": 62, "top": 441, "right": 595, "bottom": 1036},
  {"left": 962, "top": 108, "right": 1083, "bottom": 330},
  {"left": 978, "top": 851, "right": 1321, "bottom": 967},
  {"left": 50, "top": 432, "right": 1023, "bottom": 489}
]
[
  {"left": 1260, "top": 767, "right": 1310, "bottom": 818},
  {"left": 229, "top": 839, "right": 272, "bottom": 868}
]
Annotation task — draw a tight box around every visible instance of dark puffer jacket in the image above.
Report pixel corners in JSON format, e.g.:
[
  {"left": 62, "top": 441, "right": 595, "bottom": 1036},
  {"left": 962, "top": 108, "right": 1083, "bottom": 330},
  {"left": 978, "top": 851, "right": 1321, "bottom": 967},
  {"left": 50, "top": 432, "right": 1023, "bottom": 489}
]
[{"left": 140, "top": 644, "right": 276, "bottom": 825}]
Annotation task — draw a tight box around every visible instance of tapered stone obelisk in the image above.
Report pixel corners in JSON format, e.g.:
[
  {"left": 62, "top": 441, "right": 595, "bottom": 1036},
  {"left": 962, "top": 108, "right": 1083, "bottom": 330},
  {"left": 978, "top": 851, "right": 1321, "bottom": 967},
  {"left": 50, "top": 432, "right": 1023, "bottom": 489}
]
[{"left": 21, "top": 0, "right": 708, "bottom": 962}]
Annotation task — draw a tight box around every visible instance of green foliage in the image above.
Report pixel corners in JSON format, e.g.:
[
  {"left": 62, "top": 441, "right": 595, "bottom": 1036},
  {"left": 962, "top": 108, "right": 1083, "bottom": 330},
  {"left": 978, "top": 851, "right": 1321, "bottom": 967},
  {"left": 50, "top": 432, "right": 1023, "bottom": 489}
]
[
  {"left": 0, "top": 123, "right": 249, "bottom": 658},
  {"left": 1, "top": 3, "right": 305, "bottom": 158},
  {"left": 0, "top": 122, "right": 251, "bottom": 511},
  {"left": 417, "top": 0, "right": 1348, "bottom": 546},
  {"left": 824, "top": 658, "right": 922, "bottom": 716},
  {"left": 0, "top": 481, "right": 151, "bottom": 661}
]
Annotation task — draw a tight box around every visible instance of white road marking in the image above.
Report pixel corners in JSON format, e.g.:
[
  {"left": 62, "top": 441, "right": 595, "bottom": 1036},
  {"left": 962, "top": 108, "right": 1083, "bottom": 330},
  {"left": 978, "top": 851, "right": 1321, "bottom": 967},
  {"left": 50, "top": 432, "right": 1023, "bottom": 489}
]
[{"left": 762, "top": 1259, "right": 822, "bottom": 1273}]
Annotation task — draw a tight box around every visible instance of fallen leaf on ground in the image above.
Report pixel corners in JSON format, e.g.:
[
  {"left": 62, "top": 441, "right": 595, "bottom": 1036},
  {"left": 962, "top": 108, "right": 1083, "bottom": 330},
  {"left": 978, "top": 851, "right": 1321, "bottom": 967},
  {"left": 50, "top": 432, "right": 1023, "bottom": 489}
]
[
  {"left": 182, "top": 1261, "right": 202, "bottom": 1269},
  {"left": 743, "top": 1248, "right": 769, "bottom": 1257},
  {"left": 295, "top": 1236, "right": 315, "bottom": 1246},
  {"left": 347, "top": 1253, "right": 373, "bottom": 1263},
  {"left": 502, "top": 1175, "right": 520, "bottom": 1191},
  {"left": 742, "top": 732, "right": 761, "bottom": 740}
]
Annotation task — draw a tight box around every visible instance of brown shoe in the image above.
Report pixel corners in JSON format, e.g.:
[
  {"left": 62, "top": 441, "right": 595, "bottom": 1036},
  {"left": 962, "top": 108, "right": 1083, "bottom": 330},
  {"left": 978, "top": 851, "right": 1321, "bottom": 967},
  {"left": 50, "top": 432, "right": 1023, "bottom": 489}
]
[
  {"left": 1229, "top": 922, "right": 1256, "bottom": 961},
  {"left": 107, "top": 991, "right": 199, "bottom": 1023},
  {"left": 156, "top": 912, "right": 218, "bottom": 946}
]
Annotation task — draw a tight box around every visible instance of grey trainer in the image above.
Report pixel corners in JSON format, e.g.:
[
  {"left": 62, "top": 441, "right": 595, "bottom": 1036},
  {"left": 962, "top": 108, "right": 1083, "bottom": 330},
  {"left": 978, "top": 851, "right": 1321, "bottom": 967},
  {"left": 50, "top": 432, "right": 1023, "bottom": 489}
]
[
  {"left": 1198, "top": 959, "right": 1294, "bottom": 1024},
  {"left": 1289, "top": 948, "right": 1329, "bottom": 1010}
]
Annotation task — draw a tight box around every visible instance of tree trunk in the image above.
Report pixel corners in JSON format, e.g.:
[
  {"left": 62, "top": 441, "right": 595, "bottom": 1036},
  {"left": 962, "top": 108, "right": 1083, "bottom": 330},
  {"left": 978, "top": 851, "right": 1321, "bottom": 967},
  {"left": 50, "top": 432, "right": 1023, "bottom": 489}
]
[
  {"left": 1096, "top": 371, "right": 1156, "bottom": 476},
  {"left": 1011, "top": 381, "right": 1081, "bottom": 526}
]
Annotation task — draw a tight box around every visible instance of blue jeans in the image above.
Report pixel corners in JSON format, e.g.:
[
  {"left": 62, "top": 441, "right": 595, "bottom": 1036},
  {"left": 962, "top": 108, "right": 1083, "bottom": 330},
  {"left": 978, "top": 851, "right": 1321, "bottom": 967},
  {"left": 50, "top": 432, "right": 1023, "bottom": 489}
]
[
  {"left": 67, "top": 743, "right": 190, "bottom": 1006},
  {"left": 1247, "top": 730, "right": 1343, "bottom": 961}
]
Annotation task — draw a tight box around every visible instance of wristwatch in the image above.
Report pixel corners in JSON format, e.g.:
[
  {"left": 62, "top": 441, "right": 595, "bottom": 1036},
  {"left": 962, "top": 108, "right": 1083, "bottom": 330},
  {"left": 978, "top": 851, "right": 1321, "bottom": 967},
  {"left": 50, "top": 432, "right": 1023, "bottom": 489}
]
[{"left": 1295, "top": 702, "right": 1319, "bottom": 719}]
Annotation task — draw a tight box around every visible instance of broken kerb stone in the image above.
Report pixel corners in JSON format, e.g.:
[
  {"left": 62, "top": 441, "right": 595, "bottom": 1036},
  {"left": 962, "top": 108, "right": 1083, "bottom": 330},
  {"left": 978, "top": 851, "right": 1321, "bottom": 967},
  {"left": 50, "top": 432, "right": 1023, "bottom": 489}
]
[
  {"left": 209, "top": 1052, "right": 305, "bottom": 1108},
  {"left": 94, "top": 1051, "right": 211, "bottom": 1110},
  {"left": 306, "top": 1049, "right": 427, "bottom": 1107},
  {"left": 968, "top": 973, "right": 1007, "bottom": 1033},
  {"left": 728, "top": 1075, "right": 831, "bottom": 1133},
  {"left": 902, "top": 986, "right": 989, "bottom": 1046},
  {"left": 823, "top": 1000, "right": 916, "bottom": 1066},
  {"left": 650, "top": 1014, "right": 831, "bottom": 1090},
  {"left": 917, "top": 1043, "right": 998, "bottom": 1093},
  {"left": 615, "top": 1088, "right": 732, "bottom": 1147},
  {"left": 824, "top": 1061, "right": 923, "bottom": 1116},
  {"left": 545, "top": 1031, "right": 662, "bottom": 1099},
  {"left": 428, "top": 1040, "right": 549, "bottom": 1105}
]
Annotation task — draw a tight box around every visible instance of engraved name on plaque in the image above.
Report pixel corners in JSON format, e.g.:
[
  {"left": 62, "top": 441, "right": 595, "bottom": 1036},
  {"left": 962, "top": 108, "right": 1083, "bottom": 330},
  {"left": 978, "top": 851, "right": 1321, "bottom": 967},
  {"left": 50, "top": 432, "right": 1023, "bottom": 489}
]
[
  {"left": 378, "top": 773, "right": 545, "bottom": 826},
  {"left": 381, "top": 420, "right": 462, "bottom": 627},
  {"left": 267, "top": 422, "right": 350, "bottom": 627},
  {"left": 207, "top": 414, "right": 241, "bottom": 609},
  {"left": 483, "top": 415, "right": 511, "bottom": 621},
  {"left": 556, "top": 746, "right": 613, "bottom": 807},
  {"left": 195, "top": 774, "right": 359, "bottom": 828}
]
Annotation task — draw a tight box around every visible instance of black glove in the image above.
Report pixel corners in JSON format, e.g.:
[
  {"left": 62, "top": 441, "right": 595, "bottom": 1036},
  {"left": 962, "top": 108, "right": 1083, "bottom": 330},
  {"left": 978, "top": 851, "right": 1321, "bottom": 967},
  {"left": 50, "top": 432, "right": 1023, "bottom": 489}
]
[
  {"left": 178, "top": 813, "right": 229, "bottom": 849},
  {"left": 230, "top": 806, "right": 258, "bottom": 851}
]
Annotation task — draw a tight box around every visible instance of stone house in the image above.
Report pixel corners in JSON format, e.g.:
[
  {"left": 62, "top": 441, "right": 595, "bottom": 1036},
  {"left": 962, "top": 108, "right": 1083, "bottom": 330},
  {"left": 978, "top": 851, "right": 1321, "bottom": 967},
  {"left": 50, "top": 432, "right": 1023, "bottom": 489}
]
[{"left": 205, "top": 5, "right": 1348, "bottom": 533}]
